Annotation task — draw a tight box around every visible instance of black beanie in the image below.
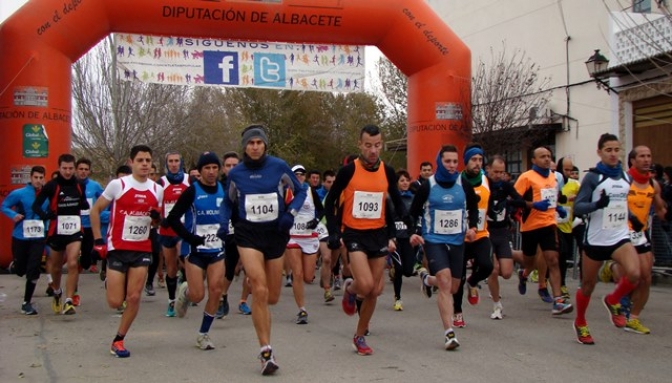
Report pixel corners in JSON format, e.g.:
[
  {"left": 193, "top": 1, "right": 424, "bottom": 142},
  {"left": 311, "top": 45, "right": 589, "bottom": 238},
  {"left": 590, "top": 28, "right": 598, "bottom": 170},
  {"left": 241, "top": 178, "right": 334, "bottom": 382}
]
[{"left": 196, "top": 151, "right": 221, "bottom": 171}]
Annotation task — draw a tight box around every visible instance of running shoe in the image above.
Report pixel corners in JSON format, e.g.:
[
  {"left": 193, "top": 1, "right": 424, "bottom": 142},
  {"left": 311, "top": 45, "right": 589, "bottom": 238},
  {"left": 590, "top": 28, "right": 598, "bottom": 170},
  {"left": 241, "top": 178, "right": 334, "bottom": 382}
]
[
  {"left": 530, "top": 269, "right": 539, "bottom": 283},
  {"left": 353, "top": 335, "right": 373, "bottom": 355},
  {"left": 239, "top": 301, "right": 252, "bottom": 315},
  {"left": 602, "top": 295, "right": 626, "bottom": 328},
  {"left": 393, "top": 299, "right": 403, "bottom": 311},
  {"left": 598, "top": 260, "right": 614, "bottom": 283},
  {"left": 295, "top": 310, "right": 308, "bottom": 325},
  {"left": 145, "top": 284, "right": 156, "bottom": 297},
  {"left": 285, "top": 274, "right": 293, "bottom": 287},
  {"left": 62, "top": 299, "right": 76, "bottom": 315},
  {"left": 573, "top": 322, "right": 595, "bottom": 345},
  {"left": 517, "top": 269, "right": 527, "bottom": 295},
  {"left": 21, "top": 302, "right": 38, "bottom": 316},
  {"left": 551, "top": 298, "right": 573, "bottom": 315},
  {"left": 418, "top": 268, "right": 432, "bottom": 299},
  {"left": 158, "top": 276, "right": 166, "bottom": 288},
  {"left": 197, "top": 334, "right": 215, "bottom": 350},
  {"left": 216, "top": 297, "right": 229, "bottom": 319},
  {"left": 341, "top": 278, "right": 357, "bottom": 316},
  {"left": 110, "top": 340, "right": 131, "bottom": 358},
  {"left": 538, "top": 288, "right": 553, "bottom": 303},
  {"left": 51, "top": 293, "right": 62, "bottom": 314},
  {"left": 444, "top": 330, "right": 460, "bottom": 350},
  {"left": 72, "top": 293, "right": 81, "bottom": 307},
  {"left": 333, "top": 275, "right": 341, "bottom": 291},
  {"left": 467, "top": 282, "right": 480, "bottom": 305},
  {"left": 176, "top": 282, "right": 190, "bottom": 318},
  {"left": 560, "top": 285, "right": 571, "bottom": 300},
  {"left": 45, "top": 283, "right": 55, "bottom": 297},
  {"left": 490, "top": 304, "right": 503, "bottom": 320},
  {"left": 166, "top": 301, "right": 176, "bottom": 317},
  {"left": 453, "top": 313, "right": 466, "bottom": 328},
  {"left": 259, "top": 349, "right": 279, "bottom": 375},
  {"left": 117, "top": 301, "right": 127, "bottom": 314},
  {"left": 625, "top": 318, "right": 650, "bottom": 334},
  {"left": 324, "top": 289, "right": 335, "bottom": 303}
]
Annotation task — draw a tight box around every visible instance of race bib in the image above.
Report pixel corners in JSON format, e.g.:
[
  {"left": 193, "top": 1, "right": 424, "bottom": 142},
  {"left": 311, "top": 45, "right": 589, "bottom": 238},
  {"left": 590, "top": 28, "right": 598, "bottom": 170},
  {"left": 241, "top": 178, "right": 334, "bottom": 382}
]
[
  {"left": 629, "top": 230, "right": 647, "bottom": 246},
  {"left": 434, "top": 210, "right": 463, "bottom": 235},
  {"left": 22, "top": 219, "right": 44, "bottom": 238},
  {"left": 316, "top": 222, "right": 328, "bottom": 239},
  {"left": 395, "top": 221, "right": 407, "bottom": 231},
  {"left": 57, "top": 215, "right": 81, "bottom": 235},
  {"left": 290, "top": 217, "right": 312, "bottom": 236},
  {"left": 477, "top": 209, "right": 486, "bottom": 231},
  {"left": 122, "top": 215, "right": 151, "bottom": 241},
  {"left": 602, "top": 203, "right": 627, "bottom": 230},
  {"left": 196, "top": 223, "right": 222, "bottom": 250},
  {"left": 541, "top": 188, "right": 557, "bottom": 208},
  {"left": 81, "top": 197, "right": 94, "bottom": 216},
  {"left": 245, "top": 193, "right": 278, "bottom": 222},
  {"left": 352, "top": 191, "right": 383, "bottom": 219}
]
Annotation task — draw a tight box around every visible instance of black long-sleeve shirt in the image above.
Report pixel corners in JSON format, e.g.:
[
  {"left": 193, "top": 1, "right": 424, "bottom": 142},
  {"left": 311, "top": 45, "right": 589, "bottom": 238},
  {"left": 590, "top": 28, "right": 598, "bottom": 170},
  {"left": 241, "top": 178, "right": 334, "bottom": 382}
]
[{"left": 487, "top": 179, "right": 526, "bottom": 229}]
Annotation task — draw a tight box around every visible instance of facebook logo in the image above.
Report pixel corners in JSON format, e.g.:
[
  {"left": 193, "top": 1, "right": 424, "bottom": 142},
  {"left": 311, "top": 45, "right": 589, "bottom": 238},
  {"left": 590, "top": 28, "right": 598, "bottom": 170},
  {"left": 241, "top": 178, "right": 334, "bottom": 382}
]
[
  {"left": 254, "top": 53, "right": 286, "bottom": 88},
  {"left": 204, "top": 51, "right": 239, "bottom": 85}
]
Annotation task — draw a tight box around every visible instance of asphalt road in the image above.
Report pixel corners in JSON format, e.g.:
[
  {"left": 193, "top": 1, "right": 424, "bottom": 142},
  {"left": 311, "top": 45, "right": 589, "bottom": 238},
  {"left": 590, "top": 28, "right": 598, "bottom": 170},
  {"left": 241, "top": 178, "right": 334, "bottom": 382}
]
[{"left": 1, "top": 268, "right": 671, "bottom": 383}]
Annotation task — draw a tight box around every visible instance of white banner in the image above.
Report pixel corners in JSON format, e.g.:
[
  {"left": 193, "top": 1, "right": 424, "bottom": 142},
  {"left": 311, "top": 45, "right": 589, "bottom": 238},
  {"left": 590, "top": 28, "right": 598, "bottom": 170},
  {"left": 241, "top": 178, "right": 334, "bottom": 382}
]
[{"left": 114, "top": 33, "right": 365, "bottom": 93}]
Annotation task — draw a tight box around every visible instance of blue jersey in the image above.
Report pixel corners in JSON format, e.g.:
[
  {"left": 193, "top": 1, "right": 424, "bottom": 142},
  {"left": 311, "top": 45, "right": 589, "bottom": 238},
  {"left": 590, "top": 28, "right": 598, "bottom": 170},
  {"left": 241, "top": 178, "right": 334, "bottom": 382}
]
[
  {"left": 190, "top": 182, "right": 224, "bottom": 254},
  {"left": 1, "top": 184, "right": 49, "bottom": 240},
  {"left": 219, "top": 155, "right": 306, "bottom": 233},
  {"left": 80, "top": 178, "right": 104, "bottom": 228},
  {"left": 422, "top": 176, "right": 468, "bottom": 245}
]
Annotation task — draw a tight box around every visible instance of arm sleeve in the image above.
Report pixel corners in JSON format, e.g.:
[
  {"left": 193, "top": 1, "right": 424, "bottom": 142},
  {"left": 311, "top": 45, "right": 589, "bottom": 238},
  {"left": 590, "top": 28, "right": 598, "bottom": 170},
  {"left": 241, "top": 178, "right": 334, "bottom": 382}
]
[
  {"left": 282, "top": 164, "right": 307, "bottom": 212},
  {"left": 1, "top": 190, "right": 20, "bottom": 220},
  {"left": 408, "top": 181, "right": 430, "bottom": 227},
  {"left": 324, "top": 164, "right": 355, "bottom": 234},
  {"left": 505, "top": 182, "right": 527, "bottom": 208},
  {"left": 573, "top": 172, "right": 600, "bottom": 216},
  {"left": 311, "top": 187, "right": 325, "bottom": 220},
  {"left": 218, "top": 179, "right": 236, "bottom": 237},
  {"left": 167, "top": 186, "right": 196, "bottom": 241},
  {"left": 385, "top": 198, "right": 397, "bottom": 239},
  {"left": 79, "top": 182, "right": 89, "bottom": 210},
  {"left": 32, "top": 182, "right": 54, "bottom": 219},
  {"left": 463, "top": 182, "right": 480, "bottom": 229}
]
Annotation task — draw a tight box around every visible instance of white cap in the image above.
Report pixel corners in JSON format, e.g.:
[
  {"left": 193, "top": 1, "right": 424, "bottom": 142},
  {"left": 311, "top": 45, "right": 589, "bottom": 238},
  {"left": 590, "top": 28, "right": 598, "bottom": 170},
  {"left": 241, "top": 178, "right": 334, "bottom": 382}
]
[{"left": 292, "top": 164, "right": 306, "bottom": 173}]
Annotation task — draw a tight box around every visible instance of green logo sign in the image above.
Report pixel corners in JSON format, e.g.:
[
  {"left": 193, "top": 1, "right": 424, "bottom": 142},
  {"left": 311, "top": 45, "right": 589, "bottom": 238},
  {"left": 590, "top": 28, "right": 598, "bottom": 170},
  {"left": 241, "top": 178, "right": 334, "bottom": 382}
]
[{"left": 23, "top": 124, "right": 49, "bottom": 158}]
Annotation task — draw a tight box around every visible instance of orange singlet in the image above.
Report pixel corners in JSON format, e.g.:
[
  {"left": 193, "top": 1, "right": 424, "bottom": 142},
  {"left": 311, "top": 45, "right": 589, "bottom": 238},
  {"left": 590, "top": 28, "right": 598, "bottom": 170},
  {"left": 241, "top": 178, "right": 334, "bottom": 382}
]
[{"left": 341, "top": 159, "right": 388, "bottom": 231}]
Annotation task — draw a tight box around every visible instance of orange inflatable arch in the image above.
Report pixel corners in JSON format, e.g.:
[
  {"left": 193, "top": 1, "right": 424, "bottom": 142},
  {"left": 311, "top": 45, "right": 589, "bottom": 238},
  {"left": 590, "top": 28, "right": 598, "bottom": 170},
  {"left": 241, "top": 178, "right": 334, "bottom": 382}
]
[{"left": 0, "top": 0, "right": 470, "bottom": 266}]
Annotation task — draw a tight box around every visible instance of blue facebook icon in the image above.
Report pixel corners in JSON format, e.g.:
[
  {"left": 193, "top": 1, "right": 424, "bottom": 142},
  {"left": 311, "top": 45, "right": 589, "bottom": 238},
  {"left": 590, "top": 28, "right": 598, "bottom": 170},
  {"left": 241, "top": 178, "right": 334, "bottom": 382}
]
[
  {"left": 254, "top": 53, "right": 286, "bottom": 88},
  {"left": 204, "top": 51, "right": 239, "bottom": 85}
]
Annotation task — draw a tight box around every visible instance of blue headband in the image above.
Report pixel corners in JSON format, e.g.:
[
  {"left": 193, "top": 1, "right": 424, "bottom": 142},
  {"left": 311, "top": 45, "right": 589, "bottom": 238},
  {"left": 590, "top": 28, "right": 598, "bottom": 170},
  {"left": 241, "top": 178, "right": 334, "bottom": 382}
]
[{"left": 463, "top": 147, "right": 484, "bottom": 165}]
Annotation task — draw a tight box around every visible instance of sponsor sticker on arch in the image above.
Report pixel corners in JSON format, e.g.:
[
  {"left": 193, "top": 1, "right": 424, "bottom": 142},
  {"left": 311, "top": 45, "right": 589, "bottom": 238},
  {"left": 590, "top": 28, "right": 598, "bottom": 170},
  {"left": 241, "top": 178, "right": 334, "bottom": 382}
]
[{"left": 114, "top": 33, "right": 364, "bottom": 93}]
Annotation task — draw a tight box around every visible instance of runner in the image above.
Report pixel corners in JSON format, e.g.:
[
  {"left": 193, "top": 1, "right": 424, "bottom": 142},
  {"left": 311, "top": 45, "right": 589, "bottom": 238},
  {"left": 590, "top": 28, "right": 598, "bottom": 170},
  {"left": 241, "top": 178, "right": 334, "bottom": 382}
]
[
  {"left": 217, "top": 125, "right": 306, "bottom": 375},
  {"left": 284, "top": 164, "right": 324, "bottom": 324},
  {"left": 145, "top": 164, "right": 161, "bottom": 296},
  {"left": 315, "top": 170, "right": 337, "bottom": 303},
  {"left": 166, "top": 151, "right": 226, "bottom": 350},
  {"left": 324, "top": 124, "right": 409, "bottom": 356},
  {"left": 409, "top": 145, "right": 479, "bottom": 350},
  {"left": 216, "top": 151, "right": 252, "bottom": 318},
  {"left": 452, "top": 144, "right": 494, "bottom": 328},
  {"left": 390, "top": 169, "right": 416, "bottom": 312},
  {"left": 90, "top": 145, "right": 162, "bottom": 357},
  {"left": 2, "top": 166, "right": 47, "bottom": 315},
  {"left": 514, "top": 146, "right": 573, "bottom": 316},
  {"left": 33, "top": 154, "right": 89, "bottom": 315},
  {"left": 410, "top": 161, "right": 434, "bottom": 194},
  {"left": 157, "top": 151, "right": 190, "bottom": 317},
  {"left": 572, "top": 133, "right": 642, "bottom": 344},
  {"left": 485, "top": 155, "right": 526, "bottom": 319},
  {"left": 556, "top": 157, "right": 580, "bottom": 300}
]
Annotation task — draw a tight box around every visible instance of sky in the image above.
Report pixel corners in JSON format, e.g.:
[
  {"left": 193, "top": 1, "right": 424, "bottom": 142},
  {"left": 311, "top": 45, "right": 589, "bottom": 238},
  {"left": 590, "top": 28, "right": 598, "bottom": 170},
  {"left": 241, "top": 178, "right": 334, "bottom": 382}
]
[{"left": 0, "top": 0, "right": 27, "bottom": 24}]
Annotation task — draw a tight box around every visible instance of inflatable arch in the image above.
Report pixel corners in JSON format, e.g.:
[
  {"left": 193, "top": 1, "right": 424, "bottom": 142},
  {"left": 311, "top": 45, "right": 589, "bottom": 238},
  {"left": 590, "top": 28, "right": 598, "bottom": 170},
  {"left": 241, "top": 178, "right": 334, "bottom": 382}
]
[{"left": 0, "top": 0, "right": 470, "bottom": 266}]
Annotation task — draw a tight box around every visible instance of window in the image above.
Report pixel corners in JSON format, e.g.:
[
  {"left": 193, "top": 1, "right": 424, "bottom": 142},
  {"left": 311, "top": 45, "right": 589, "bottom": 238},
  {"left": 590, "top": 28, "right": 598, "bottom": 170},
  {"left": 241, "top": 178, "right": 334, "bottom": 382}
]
[
  {"left": 505, "top": 150, "right": 522, "bottom": 178},
  {"left": 633, "top": 0, "right": 652, "bottom": 13}
]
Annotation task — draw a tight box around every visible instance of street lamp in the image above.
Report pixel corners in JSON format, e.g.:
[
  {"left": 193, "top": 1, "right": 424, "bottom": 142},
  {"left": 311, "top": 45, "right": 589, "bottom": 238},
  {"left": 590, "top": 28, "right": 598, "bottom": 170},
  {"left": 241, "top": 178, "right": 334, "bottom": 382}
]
[{"left": 585, "top": 49, "right": 618, "bottom": 94}]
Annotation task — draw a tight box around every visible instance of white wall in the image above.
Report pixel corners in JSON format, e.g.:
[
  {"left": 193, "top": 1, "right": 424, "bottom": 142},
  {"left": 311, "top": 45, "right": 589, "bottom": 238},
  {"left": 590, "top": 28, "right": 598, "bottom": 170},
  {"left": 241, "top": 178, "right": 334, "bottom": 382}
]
[{"left": 426, "top": 0, "right": 622, "bottom": 174}]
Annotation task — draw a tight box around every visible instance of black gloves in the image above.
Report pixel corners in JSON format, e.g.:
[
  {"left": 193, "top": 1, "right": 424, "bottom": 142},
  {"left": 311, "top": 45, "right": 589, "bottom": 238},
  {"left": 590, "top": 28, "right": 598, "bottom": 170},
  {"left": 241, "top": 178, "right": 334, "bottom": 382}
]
[{"left": 595, "top": 190, "right": 610, "bottom": 209}]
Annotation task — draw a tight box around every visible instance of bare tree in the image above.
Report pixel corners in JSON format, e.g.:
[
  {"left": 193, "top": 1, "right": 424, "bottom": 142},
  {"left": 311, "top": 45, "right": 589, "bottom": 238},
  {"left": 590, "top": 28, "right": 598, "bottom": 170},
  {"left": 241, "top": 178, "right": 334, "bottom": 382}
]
[
  {"left": 471, "top": 45, "right": 553, "bottom": 155},
  {"left": 72, "top": 36, "right": 194, "bottom": 180}
]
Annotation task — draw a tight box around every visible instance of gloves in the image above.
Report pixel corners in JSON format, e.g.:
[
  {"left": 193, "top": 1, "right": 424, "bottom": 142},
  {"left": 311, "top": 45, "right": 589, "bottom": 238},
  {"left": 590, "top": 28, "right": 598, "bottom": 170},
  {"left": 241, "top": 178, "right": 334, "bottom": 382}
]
[
  {"left": 532, "top": 200, "right": 551, "bottom": 212},
  {"left": 629, "top": 215, "right": 645, "bottom": 232},
  {"left": 556, "top": 205, "right": 567, "bottom": 219},
  {"left": 558, "top": 194, "right": 568, "bottom": 204},
  {"left": 216, "top": 226, "right": 229, "bottom": 241},
  {"left": 188, "top": 235, "right": 206, "bottom": 247},
  {"left": 306, "top": 218, "right": 319, "bottom": 230},
  {"left": 278, "top": 212, "right": 295, "bottom": 233},
  {"left": 595, "top": 190, "right": 610, "bottom": 209},
  {"left": 91, "top": 238, "right": 108, "bottom": 260},
  {"left": 150, "top": 209, "right": 161, "bottom": 221},
  {"left": 327, "top": 232, "right": 341, "bottom": 250}
]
